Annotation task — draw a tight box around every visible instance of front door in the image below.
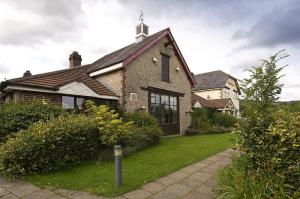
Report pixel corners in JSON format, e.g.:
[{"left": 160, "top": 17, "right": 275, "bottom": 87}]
[{"left": 149, "top": 92, "right": 180, "bottom": 135}]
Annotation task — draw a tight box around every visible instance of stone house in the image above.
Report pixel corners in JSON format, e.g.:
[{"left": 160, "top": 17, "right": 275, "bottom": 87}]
[
  {"left": 192, "top": 70, "right": 240, "bottom": 116},
  {"left": 0, "top": 22, "right": 196, "bottom": 135}
]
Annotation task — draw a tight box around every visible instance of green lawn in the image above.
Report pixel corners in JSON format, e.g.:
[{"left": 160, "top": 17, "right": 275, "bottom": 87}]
[{"left": 26, "top": 133, "right": 234, "bottom": 197}]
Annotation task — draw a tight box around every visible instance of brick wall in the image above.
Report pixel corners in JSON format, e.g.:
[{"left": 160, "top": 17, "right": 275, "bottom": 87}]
[{"left": 14, "top": 91, "right": 62, "bottom": 106}]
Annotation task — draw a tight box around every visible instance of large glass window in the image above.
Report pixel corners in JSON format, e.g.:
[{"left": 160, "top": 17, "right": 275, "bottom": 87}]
[{"left": 150, "top": 92, "right": 178, "bottom": 125}]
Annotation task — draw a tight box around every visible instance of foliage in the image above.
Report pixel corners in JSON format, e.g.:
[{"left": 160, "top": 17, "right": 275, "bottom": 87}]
[
  {"left": 124, "top": 111, "right": 158, "bottom": 128},
  {"left": 228, "top": 50, "right": 300, "bottom": 196},
  {"left": 212, "top": 112, "right": 238, "bottom": 128},
  {"left": 191, "top": 108, "right": 238, "bottom": 134},
  {"left": 85, "top": 100, "right": 133, "bottom": 148},
  {"left": 123, "top": 125, "right": 163, "bottom": 155},
  {"left": 185, "top": 128, "right": 199, "bottom": 136},
  {"left": 218, "top": 155, "right": 297, "bottom": 199},
  {"left": 0, "top": 114, "right": 99, "bottom": 176},
  {"left": 0, "top": 100, "right": 64, "bottom": 143},
  {"left": 123, "top": 111, "right": 162, "bottom": 154}
]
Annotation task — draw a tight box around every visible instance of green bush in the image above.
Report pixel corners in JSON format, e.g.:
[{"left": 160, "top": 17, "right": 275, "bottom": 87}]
[
  {"left": 185, "top": 128, "right": 199, "bottom": 136},
  {"left": 191, "top": 108, "right": 237, "bottom": 134},
  {"left": 85, "top": 101, "right": 133, "bottom": 148},
  {"left": 0, "top": 114, "right": 99, "bottom": 176},
  {"left": 123, "top": 111, "right": 162, "bottom": 154},
  {"left": 218, "top": 155, "right": 297, "bottom": 199},
  {"left": 212, "top": 112, "right": 238, "bottom": 128},
  {"left": 0, "top": 101, "right": 64, "bottom": 143},
  {"left": 123, "top": 125, "right": 162, "bottom": 155},
  {"left": 124, "top": 111, "right": 158, "bottom": 127}
]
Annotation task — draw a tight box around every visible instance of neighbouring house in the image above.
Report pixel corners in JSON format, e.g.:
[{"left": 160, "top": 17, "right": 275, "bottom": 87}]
[
  {"left": 0, "top": 22, "right": 196, "bottom": 135},
  {"left": 192, "top": 70, "right": 240, "bottom": 116}
]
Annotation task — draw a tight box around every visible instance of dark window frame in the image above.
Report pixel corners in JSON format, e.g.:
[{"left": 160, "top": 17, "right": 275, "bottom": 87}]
[
  {"left": 161, "top": 53, "right": 170, "bottom": 82},
  {"left": 149, "top": 92, "right": 178, "bottom": 125}
]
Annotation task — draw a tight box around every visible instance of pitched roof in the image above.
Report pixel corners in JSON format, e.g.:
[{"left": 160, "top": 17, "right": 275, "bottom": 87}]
[
  {"left": 193, "top": 70, "right": 238, "bottom": 91},
  {"left": 1, "top": 65, "right": 117, "bottom": 97},
  {"left": 1, "top": 27, "right": 196, "bottom": 96},
  {"left": 192, "top": 93, "right": 233, "bottom": 109},
  {"left": 88, "top": 29, "right": 166, "bottom": 73}
]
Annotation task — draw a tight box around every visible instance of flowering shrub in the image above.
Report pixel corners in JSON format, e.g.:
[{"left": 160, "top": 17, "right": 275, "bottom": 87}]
[{"left": 85, "top": 101, "right": 133, "bottom": 147}]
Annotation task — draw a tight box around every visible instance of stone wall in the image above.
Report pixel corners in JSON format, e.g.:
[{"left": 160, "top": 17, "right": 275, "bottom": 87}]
[
  {"left": 96, "top": 69, "right": 123, "bottom": 104},
  {"left": 124, "top": 36, "right": 192, "bottom": 134}
]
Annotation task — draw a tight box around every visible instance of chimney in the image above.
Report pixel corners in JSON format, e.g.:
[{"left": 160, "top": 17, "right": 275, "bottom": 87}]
[
  {"left": 136, "top": 11, "right": 149, "bottom": 43},
  {"left": 23, "top": 70, "right": 32, "bottom": 77},
  {"left": 69, "top": 51, "right": 82, "bottom": 68}
]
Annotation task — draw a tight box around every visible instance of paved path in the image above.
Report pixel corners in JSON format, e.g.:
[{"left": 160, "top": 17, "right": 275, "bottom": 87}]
[{"left": 0, "top": 148, "right": 235, "bottom": 199}]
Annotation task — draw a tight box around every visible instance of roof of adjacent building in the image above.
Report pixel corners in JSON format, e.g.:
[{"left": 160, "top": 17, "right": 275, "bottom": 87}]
[
  {"left": 192, "top": 93, "right": 233, "bottom": 109},
  {"left": 1, "top": 64, "right": 117, "bottom": 97},
  {"left": 1, "top": 28, "right": 196, "bottom": 96},
  {"left": 193, "top": 70, "right": 239, "bottom": 91}
]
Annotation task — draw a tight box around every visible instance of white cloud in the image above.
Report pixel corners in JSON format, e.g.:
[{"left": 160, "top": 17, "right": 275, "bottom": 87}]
[{"left": 0, "top": 0, "right": 299, "bottom": 101}]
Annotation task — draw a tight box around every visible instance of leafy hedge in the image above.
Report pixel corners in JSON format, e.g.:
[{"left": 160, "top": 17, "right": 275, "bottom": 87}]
[
  {"left": 190, "top": 108, "right": 238, "bottom": 135},
  {"left": 0, "top": 114, "right": 99, "bottom": 176},
  {"left": 0, "top": 102, "right": 162, "bottom": 176},
  {"left": 123, "top": 111, "right": 162, "bottom": 155},
  {"left": 0, "top": 101, "right": 63, "bottom": 143}
]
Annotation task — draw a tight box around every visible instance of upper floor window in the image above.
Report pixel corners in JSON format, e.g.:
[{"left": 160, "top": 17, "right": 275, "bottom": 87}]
[{"left": 161, "top": 53, "right": 170, "bottom": 82}]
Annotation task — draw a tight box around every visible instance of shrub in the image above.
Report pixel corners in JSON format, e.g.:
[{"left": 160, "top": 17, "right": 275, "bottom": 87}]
[
  {"left": 123, "top": 111, "right": 162, "bottom": 154},
  {"left": 124, "top": 111, "right": 158, "bottom": 127},
  {"left": 191, "top": 108, "right": 212, "bottom": 132},
  {"left": 0, "top": 114, "right": 99, "bottom": 176},
  {"left": 0, "top": 100, "right": 64, "bottom": 143},
  {"left": 218, "top": 155, "right": 295, "bottom": 199},
  {"left": 212, "top": 112, "right": 238, "bottom": 128},
  {"left": 123, "top": 125, "right": 163, "bottom": 155},
  {"left": 191, "top": 108, "right": 237, "bottom": 134},
  {"left": 185, "top": 128, "right": 199, "bottom": 136},
  {"left": 85, "top": 101, "right": 133, "bottom": 148}
]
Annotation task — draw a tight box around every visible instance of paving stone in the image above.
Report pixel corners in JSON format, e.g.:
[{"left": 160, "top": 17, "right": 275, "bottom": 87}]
[
  {"left": 177, "top": 177, "right": 204, "bottom": 189},
  {"left": 23, "top": 189, "right": 56, "bottom": 199},
  {"left": 122, "top": 189, "right": 151, "bottom": 199},
  {"left": 150, "top": 183, "right": 192, "bottom": 199},
  {"left": 191, "top": 162, "right": 207, "bottom": 170},
  {"left": 111, "top": 196, "right": 127, "bottom": 199},
  {"left": 187, "top": 172, "right": 212, "bottom": 183},
  {"left": 180, "top": 165, "right": 200, "bottom": 174},
  {"left": 5, "top": 182, "right": 40, "bottom": 197},
  {"left": 142, "top": 182, "right": 165, "bottom": 193},
  {"left": 54, "top": 189, "right": 75, "bottom": 198},
  {"left": 0, "top": 194, "right": 19, "bottom": 199},
  {"left": 183, "top": 190, "right": 215, "bottom": 199},
  {"left": 167, "top": 170, "right": 190, "bottom": 180},
  {"left": 155, "top": 176, "right": 177, "bottom": 186},
  {"left": 47, "top": 195, "right": 67, "bottom": 199},
  {"left": 196, "top": 184, "right": 216, "bottom": 196},
  {"left": 0, "top": 179, "right": 14, "bottom": 188},
  {"left": 71, "top": 191, "right": 103, "bottom": 199},
  {"left": 0, "top": 188, "right": 9, "bottom": 197},
  {"left": 205, "top": 177, "right": 218, "bottom": 187}
]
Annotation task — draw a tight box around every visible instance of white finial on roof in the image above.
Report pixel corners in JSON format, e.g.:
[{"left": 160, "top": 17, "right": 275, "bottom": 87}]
[
  {"left": 139, "top": 10, "right": 144, "bottom": 23},
  {"left": 135, "top": 10, "right": 149, "bottom": 43}
]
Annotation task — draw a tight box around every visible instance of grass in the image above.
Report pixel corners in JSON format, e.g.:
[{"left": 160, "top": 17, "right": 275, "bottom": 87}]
[{"left": 26, "top": 133, "right": 234, "bottom": 197}]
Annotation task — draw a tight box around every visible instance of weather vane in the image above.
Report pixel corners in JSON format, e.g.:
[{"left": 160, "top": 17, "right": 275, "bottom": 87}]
[{"left": 139, "top": 10, "right": 144, "bottom": 23}]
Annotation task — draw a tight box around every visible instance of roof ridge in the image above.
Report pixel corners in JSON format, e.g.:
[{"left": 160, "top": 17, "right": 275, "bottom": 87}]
[{"left": 6, "top": 64, "right": 91, "bottom": 83}]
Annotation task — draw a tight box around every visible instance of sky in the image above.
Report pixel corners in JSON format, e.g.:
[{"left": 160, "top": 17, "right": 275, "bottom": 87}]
[{"left": 0, "top": 0, "right": 299, "bottom": 101}]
